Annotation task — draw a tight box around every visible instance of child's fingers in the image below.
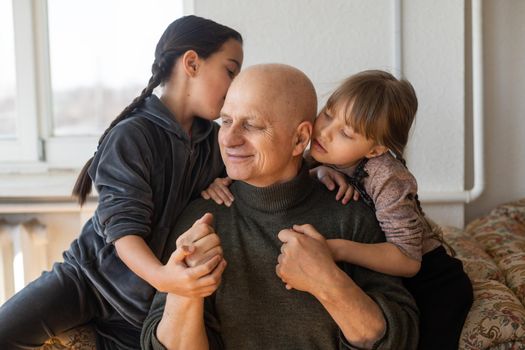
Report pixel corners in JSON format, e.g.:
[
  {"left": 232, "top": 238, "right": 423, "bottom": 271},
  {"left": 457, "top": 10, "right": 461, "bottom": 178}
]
[
  {"left": 214, "top": 184, "right": 234, "bottom": 206},
  {"left": 341, "top": 186, "right": 355, "bottom": 205},
  {"left": 207, "top": 188, "right": 224, "bottom": 205},
  {"left": 197, "top": 259, "right": 227, "bottom": 288},
  {"left": 293, "top": 224, "right": 324, "bottom": 240},
  {"left": 353, "top": 191, "right": 360, "bottom": 201},
  {"left": 220, "top": 177, "right": 233, "bottom": 186},
  {"left": 319, "top": 175, "right": 336, "bottom": 191},
  {"left": 335, "top": 182, "right": 349, "bottom": 201},
  {"left": 187, "top": 254, "right": 222, "bottom": 280},
  {"left": 169, "top": 245, "right": 195, "bottom": 264},
  {"left": 201, "top": 190, "right": 211, "bottom": 200}
]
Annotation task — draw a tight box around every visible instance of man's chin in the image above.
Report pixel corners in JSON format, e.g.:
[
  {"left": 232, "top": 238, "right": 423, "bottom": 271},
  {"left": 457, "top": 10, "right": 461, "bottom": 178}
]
[{"left": 224, "top": 169, "right": 249, "bottom": 182}]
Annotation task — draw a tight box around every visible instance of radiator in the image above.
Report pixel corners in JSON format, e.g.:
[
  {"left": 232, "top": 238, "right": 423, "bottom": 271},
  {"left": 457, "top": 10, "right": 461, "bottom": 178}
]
[{"left": 0, "top": 219, "right": 48, "bottom": 305}]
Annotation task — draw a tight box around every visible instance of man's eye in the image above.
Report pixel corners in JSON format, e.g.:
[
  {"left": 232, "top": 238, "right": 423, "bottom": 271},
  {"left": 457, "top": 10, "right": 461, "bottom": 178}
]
[
  {"left": 244, "top": 123, "right": 262, "bottom": 130},
  {"left": 221, "top": 118, "right": 232, "bottom": 125}
]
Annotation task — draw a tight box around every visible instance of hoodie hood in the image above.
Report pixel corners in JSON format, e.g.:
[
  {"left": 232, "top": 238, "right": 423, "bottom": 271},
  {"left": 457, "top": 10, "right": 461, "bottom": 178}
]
[{"left": 133, "top": 94, "right": 214, "bottom": 144}]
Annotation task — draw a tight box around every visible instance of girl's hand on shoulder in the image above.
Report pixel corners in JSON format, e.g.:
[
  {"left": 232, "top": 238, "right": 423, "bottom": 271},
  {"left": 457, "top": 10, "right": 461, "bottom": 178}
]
[
  {"left": 201, "top": 177, "right": 234, "bottom": 207},
  {"left": 309, "top": 166, "right": 359, "bottom": 204}
]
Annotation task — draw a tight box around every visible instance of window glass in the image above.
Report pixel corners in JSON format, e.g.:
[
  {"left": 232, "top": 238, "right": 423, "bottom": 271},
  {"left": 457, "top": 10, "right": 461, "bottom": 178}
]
[
  {"left": 48, "top": 0, "right": 183, "bottom": 136},
  {"left": 0, "top": 0, "right": 17, "bottom": 138}
]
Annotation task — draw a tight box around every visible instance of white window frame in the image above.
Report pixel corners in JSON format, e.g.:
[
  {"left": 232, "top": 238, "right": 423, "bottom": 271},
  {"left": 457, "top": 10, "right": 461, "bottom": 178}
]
[
  {"left": 0, "top": 0, "right": 39, "bottom": 163},
  {"left": 33, "top": 0, "right": 102, "bottom": 168},
  {"left": 0, "top": 0, "right": 191, "bottom": 201},
  {"left": 1, "top": 0, "right": 192, "bottom": 169}
]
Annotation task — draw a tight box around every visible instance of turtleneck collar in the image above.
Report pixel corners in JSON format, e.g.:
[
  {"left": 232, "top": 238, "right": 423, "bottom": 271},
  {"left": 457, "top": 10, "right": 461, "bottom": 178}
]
[{"left": 231, "top": 164, "right": 315, "bottom": 213}]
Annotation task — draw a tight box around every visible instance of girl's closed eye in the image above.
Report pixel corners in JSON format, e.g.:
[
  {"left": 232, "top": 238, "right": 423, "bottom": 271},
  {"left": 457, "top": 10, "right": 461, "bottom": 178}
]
[
  {"left": 323, "top": 111, "right": 333, "bottom": 120},
  {"left": 340, "top": 130, "right": 352, "bottom": 139}
]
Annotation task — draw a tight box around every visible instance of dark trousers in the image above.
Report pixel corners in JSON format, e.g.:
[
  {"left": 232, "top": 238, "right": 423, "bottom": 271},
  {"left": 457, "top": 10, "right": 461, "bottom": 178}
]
[
  {"left": 0, "top": 261, "right": 141, "bottom": 350},
  {"left": 404, "top": 246, "right": 473, "bottom": 350}
]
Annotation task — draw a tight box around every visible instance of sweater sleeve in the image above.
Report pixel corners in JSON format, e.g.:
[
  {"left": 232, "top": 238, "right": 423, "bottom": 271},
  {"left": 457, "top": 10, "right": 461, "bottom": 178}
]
[
  {"left": 340, "top": 202, "right": 420, "bottom": 350},
  {"left": 365, "top": 157, "right": 425, "bottom": 261},
  {"left": 141, "top": 199, "right": 224, "bottom": 350},
  {"left": 140, "top": 292, "right": 224, "bottom": 350},
  {"left": 89, "top": 120, "right": 154, "bottom": 243}
]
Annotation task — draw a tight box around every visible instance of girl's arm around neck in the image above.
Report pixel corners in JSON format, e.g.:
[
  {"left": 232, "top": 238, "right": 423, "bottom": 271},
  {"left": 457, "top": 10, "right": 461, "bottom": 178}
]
[{"left": 328, "top": 239, "right": 421, "bottom": 278}]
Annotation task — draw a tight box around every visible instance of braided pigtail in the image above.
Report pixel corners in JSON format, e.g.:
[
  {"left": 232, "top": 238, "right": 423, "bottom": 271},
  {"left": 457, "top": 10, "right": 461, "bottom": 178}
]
[
  {"left": 72, "top": 15, "right": 243, "bottom": 206},
  {"left": 72, "top": 71, "right": 163, "bottom": 205}
]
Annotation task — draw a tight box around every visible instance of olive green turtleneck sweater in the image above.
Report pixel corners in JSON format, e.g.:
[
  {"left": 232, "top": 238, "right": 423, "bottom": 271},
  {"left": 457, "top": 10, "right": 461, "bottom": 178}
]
[{"left": 141, "top": 167, "right": 419, "bottom": 350}]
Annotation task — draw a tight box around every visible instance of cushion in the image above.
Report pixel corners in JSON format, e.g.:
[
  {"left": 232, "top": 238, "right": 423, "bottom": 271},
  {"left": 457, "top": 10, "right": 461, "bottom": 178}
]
[
  {"left": 41, "top": 326, "right": 96, "bottom": 350},
  {"left": 443, "top": 226, "right": 504, "bottom": 283},
  {"left": 459, "top": 280, "right": 525, "bottom": 350}
]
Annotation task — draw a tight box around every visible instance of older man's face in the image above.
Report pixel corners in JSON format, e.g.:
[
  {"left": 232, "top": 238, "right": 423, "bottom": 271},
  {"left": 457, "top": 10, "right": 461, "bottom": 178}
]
[{"left": 218, "top": 82, "right": 299, "bottom": 187}]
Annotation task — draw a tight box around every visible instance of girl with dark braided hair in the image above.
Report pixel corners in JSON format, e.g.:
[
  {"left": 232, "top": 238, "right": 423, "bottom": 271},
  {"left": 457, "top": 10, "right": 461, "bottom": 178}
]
[
  {"left": 0, "top": 15, "right": 243, "bottom": 349},
  {"left": 306, "top": 70, "right": 473, "bottom": 350}
]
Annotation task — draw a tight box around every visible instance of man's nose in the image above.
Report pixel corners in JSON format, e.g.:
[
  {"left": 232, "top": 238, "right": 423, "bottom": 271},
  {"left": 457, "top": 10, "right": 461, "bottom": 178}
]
[{"left": 220, "top": 123, "right": 244, "bottom": 147}]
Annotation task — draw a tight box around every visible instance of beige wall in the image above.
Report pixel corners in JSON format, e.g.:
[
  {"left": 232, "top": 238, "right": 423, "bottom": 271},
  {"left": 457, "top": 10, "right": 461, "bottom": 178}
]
[
  {"left": 465, "top": 0, "right": 525, "bottom": 222},
  {"left": 194, "top": 0, "right": 467, "bottom": 226}
]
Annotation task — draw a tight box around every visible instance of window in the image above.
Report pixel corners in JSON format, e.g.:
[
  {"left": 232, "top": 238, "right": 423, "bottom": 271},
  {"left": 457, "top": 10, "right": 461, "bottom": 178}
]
[
  {"left": 47, "top": 0, "right": 182, "bottom": 137},
  {"left": 0, "top": 0, "right": 17, "bottom": 138},
  {"left": 0, "top": 0, "right": 184, "bottom": 166}
]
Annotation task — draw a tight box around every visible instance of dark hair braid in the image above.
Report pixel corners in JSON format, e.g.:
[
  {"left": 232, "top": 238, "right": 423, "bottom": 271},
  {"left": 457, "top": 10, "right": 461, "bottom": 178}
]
[{"left": 72, "top": 15, "right": 242, "bottom": 205}]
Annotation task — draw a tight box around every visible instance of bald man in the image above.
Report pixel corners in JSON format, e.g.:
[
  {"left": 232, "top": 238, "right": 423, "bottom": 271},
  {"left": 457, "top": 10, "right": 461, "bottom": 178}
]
[{"left": 141, "top": 64, "right": 418, "bottom": 350}]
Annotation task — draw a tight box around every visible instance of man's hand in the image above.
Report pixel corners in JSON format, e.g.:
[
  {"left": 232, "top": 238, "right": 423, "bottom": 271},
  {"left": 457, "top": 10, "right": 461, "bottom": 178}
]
[
  {"left": 176, "top": 213, "right": 224, "bottom": 268},
  {"left": 157, "top": 213, "right": 226, "bottom": 297},
  {"left": 276, "top": 224, "right": 339, "bottom": 294},
  {"left": 309, "top": 166, "right": 359, "bottom": 204},
  {"left": 201, "top": 177, "right": 234, "bottom": 206}
]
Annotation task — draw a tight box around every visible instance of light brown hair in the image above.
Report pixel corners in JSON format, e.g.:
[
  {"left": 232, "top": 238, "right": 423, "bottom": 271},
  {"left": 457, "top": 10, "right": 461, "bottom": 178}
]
[{"left": 325, "top": 69, "right": 418, "bottom": 161}]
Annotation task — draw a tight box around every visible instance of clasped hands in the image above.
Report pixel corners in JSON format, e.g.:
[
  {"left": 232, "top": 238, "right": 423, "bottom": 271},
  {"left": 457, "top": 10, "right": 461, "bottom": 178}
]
[{"left": 163, "top": 213, "right": 338, "bottom": 298}]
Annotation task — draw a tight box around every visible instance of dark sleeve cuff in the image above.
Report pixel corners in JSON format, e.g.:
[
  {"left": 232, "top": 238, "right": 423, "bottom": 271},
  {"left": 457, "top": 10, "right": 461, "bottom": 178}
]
[
  {"left": 339, "top": 326, "right": 387, "bottom": 350},
  {"left": 151, "top": 322, "right": 168, "bottom": 350}
]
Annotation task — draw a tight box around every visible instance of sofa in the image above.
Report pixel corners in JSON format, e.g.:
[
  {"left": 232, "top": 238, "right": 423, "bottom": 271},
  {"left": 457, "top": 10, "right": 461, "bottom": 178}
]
[
  {"left": 447, "top": 198, "right": 525, "bottom": 350},
  {"left": 42, "top": 199, "right": 525, "bottom": 350}
]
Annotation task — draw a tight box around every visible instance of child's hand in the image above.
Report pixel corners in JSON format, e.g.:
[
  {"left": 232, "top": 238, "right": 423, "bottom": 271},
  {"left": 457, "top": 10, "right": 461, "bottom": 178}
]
[
  {"left": 201, "top": 177, "right": 234, "bottom": 207},
  {"left": 158, "top": 213, "right": 226, "bottom": 297},
  {"left": 309, "top": 166, "right": 359, "bottom": 204},
  {"left": 161, "top": 244, "right": 226, "bottom": 298}
]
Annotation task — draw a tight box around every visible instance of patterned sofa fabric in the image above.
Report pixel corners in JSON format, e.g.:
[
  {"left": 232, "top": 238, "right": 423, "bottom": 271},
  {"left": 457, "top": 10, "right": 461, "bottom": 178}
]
[
  {"left": 42, "top": 326, "right": 96, "bottom": 350},
  {"left": 443, "top": 198, "right": 525, "bottom": 350},
  {"left": 444, "top": 226, "right": 505, "bottom": 283},
  {"left": 467, "top": 198, "right": 525, "bottom": 307},
  {"left": 460, "top": 280, "right": 525, "bottom": 350}
]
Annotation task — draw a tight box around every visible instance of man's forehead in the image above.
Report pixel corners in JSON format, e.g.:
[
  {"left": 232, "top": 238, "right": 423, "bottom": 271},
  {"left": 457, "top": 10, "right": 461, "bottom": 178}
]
[
  {"left": 222, "top": 95, "right": 274, "bottom": 121},
  {"left": 220, "top": 108, "right": 276, "bottom": 124}
]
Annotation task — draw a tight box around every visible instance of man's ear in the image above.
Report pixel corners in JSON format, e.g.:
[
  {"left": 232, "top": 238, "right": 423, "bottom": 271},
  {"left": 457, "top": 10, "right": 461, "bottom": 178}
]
[
  {"left": 181, "top": 50, "right": 200, "bottom": 77},
  {"left": 365, "top": 144, "right": 389, "bottom": 159},
  {"left": 292, "top": 121, "right": 313, "bottom": 157}
]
